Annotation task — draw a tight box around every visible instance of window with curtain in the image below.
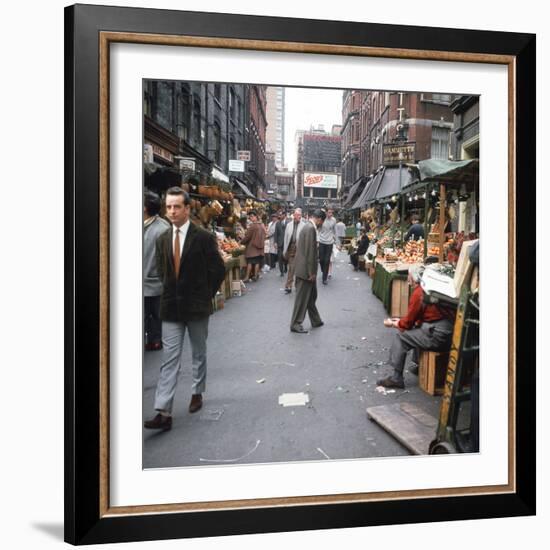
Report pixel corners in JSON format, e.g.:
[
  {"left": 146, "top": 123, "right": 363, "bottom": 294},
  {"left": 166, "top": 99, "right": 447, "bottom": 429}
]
[{"left": 431, "top": 126, "right": 450, "bottom": 160}]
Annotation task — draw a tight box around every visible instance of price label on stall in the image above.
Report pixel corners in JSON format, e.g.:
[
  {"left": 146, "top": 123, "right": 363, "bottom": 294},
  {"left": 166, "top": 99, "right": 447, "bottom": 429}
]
[{"left": 367, "top": 243, "right": 378, "bottom": 257}]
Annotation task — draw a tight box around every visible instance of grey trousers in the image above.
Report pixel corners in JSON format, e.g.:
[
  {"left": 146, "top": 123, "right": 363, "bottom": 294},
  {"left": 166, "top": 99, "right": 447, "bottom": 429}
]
[
  {"left": 389, "top": 319, "right": 454, "bottom": 381},
  {"left": 285, "top": 246, "right": 297, "bottom": 289},
  {"left": 290, "top": 278, "right": 322, "bottom": 329},
  {"left": 154, "top": 317, "right": 209, "bottom": 413}
]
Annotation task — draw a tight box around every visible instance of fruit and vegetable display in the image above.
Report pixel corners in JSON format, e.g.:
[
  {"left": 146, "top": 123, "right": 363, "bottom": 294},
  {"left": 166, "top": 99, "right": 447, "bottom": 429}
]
[{"left": 218, "top": 237, "right": 245, "bottom": 260}]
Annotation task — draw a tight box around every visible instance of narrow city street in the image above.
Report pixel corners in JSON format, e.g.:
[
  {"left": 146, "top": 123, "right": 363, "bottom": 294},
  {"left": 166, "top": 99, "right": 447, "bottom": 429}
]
[{"left": 143, "top": 255, "right": 441, "bottom": 469}]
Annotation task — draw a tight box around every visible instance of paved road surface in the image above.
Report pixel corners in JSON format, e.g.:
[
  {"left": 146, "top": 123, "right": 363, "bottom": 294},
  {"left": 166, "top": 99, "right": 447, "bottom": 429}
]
[{"left": 143, "top": 253, "right": 441, "bottom": 468}]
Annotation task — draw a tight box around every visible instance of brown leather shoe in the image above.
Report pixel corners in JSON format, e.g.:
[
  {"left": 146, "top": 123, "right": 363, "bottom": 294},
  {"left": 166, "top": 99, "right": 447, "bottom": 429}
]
[
  {"left": 189, "top": 394, "right": 203, "bottom": 413},
  {"left": 144, "top": 413, "right": 172, "bottom": 431}
]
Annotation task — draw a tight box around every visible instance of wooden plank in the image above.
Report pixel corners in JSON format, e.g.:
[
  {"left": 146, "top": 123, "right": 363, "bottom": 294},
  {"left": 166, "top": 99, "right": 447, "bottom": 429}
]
[{"left": 366, "top": 403, "right": 438, "bottom": 455}]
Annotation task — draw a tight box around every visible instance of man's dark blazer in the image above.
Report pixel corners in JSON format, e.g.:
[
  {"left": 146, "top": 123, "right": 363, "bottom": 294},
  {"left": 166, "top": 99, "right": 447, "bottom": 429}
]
[
  {"left": 155, "top": 222, "right": 225, "bottom": 322},
  {"left": 275, "top": 219, "right": 287, "bottom": 248}
]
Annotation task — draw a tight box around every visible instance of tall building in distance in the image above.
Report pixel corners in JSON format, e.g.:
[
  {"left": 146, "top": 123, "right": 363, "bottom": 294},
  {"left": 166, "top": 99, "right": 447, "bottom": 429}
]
[
  {"left": 265, "top": 87, "right": 285, "bottom": 169},
  {"left": 295, "top": 124, "right": 342, "bottom": 208}
]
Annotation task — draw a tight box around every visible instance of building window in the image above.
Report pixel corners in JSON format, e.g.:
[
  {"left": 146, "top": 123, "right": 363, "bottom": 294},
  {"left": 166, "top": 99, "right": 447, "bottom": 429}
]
[
  {"left": 229, "top": 88, "right": 236, "bottom": 121},
  {"left": 431, "top": 93, "right": 452, "bottom": 105},
  {"left": 193, "top": 100, "right": 201, "bottom": 146},
  {"left": 213, "top": 121, "right": 221, "bottom": 165},
  {"left": 176, "top": 88, "right": 190, "bottom": 140},
  {"left": 431, "top": 126, "right": 450, "bottom": 160},
  {"left": 143, "top": 81, "right": 154, "bottom": 117}
]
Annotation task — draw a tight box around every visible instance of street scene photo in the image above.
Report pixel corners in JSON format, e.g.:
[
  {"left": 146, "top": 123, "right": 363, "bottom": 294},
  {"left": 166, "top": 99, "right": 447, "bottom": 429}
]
[{"left": 142, "top": 81, "right": 480, "bottom": 468}]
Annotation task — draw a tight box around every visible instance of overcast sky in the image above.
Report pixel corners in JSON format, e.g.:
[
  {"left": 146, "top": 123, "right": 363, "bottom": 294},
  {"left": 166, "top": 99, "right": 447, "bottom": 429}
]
[{"left": 283, "top": 87, "right": 344, "bottom": 170}]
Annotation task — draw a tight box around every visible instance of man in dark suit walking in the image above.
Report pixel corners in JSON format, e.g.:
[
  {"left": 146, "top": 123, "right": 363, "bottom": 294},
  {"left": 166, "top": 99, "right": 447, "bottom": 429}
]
[
  {"left": 144, "top": 187, "right": 225, "bottom": 431},
  {"left": 289, "top": 209, "right": 325, "bottom": 334}
]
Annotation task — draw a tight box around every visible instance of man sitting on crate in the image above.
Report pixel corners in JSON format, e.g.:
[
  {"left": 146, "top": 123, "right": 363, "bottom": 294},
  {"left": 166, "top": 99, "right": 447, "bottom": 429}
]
[{"left": 377, "top": 265, "right": 456, "bottom": 389}]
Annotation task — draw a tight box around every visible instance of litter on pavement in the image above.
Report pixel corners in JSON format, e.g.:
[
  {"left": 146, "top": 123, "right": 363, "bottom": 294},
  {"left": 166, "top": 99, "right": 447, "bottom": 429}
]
[
  {"left": 256, "top": 378, "right": 266, "bottom": 384},
  {"left": 199, "top": 409, "right": 224, "bottom": 421},
  {"left": 317, "top": 447, "right": 331, "bottom": 460},
  {"left": 278, "top": 392, "right": 310, "bottom": 407},
  {"left": 199, "top": 440, "right": 261, "bottom": 463}
]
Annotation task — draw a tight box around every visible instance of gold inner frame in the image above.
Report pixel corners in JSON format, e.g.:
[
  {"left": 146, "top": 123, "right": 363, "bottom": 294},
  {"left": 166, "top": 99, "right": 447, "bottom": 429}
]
[{"left": 98, "top": 31, "right": 516, "bottom": 518}]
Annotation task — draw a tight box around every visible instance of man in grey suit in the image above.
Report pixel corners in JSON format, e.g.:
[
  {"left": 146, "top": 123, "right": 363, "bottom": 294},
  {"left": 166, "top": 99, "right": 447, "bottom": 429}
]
[
  {"left": 290, "top": 209, "right": 325, "bottom": 334},
  {"left": 144, "top": 187, "right": 225, "bottom": 431},
  {"left": 143, "top": 190, "right": 170, "bottom": 350},
  {"left": 282, "top": 208, "right": 306, "bottom": 294}
]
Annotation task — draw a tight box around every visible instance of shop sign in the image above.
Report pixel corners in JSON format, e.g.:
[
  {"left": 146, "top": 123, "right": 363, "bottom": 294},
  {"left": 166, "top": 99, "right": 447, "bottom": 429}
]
[
  {"left": 211, "top": 166, "right": 229, "bottom": 182},
  {"left": 178, "top": 157, "right": 195, "bottom": 171},
  {"left": 229, "top": 159, "right": 245, "bottom": 172},
  {"left": 237, "top": 150, "right": 251, "bottom": 161},
  {"left": 303, "top": 172, "right": 338, "bottom": 189},
  {"left": 152, "top": 144, "right": 174, "bottom": 163},
  {"left": 144, "top": 143, "right": 154, "bottom": 164},
  {"left": 383, "top": 142, "right": 416, "bottom": 165}
]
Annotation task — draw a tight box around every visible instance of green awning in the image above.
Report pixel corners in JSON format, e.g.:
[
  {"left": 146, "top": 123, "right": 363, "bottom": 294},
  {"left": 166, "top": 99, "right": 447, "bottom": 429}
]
[{"left": 418, "top": 159, "right": 479, "bottom": 183}]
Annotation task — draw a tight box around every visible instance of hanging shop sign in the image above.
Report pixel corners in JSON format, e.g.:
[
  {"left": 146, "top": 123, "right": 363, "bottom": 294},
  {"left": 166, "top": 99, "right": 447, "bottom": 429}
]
[
  {"left": 151, "top": 143, "right": 174, "bottom": 163},
  {"left": 144, "top": 143, "right": 154, "bottom": 164},
  {"left": 383, "top": 142, "right": 416, "bottom": 166},
  {"left": 178, "top": 157, "right": 196, "bottom": 171},
  {"left": 237, "top": 150, "right": 251, "bottom": 161},
  {"left": 229, "top": 159, "right": 245, "bottom": 172},
  {"left": 303, "top": 172, "right": 338, "bottom": 189},
  {"left": 211, "top": 166, "right": 230, "bottom": 182}
]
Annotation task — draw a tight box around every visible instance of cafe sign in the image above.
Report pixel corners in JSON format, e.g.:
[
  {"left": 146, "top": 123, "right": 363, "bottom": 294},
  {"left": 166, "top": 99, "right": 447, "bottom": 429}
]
[{"left": 383, "top": 142, "right": 416, "bottom": 165}]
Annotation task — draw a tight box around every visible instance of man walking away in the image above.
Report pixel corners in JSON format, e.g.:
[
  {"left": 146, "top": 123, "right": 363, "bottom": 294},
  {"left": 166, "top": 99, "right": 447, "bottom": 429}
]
[
  {"left": 290, "top": 209, "right": 325, "bottom": 334},
  {"left": 144, "top": 187, "right": 225, "bottom": 431},
  {"left": 283, "top": 208, "right": 306, "bottom": 294},
  {"left": 318, "top": 208, "right": 337, "bottom": 284},
  {"left": 143, "top": 190, "right": 170, "bottom": 351},
  {"left": 335, "top": 218, "right": 346, "bottom": 250},
  {"left": 275, "top": 210, "right": 288, "bottom": 276},
  {"left": 267, "top": 213, "right": 279, "bottom": 269}
]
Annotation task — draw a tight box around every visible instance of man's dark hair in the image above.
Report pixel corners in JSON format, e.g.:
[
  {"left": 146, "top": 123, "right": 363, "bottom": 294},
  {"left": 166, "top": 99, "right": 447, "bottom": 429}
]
[
  {"left": 144, "top": 189, "right": 162, "bottom": 216},
  {"left": 248, "top": 210, "right": 258, "bottom": 217},
  {"left": 165, "top": 186, "right": 190, "bottom": 205},
  {"left": 312, "top": 209, "right": 326, "bottom": 221}
]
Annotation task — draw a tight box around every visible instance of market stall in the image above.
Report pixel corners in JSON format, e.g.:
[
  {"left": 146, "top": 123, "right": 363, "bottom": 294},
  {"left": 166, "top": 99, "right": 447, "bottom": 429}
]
[{"left": 363, "top": 159, "right": 478, "bottom": 317}]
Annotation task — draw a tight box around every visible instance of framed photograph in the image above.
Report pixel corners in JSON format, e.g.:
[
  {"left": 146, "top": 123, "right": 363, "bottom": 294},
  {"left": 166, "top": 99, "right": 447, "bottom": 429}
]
[{"left": 65, "top": 3, "right": 535, "bottom": 545}]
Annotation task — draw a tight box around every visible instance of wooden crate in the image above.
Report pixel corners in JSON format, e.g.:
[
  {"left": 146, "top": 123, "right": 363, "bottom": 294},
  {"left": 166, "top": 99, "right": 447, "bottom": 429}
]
[
  {"left": 419, "top": 351, "right": 449, "bottom": 396},
  {"left": 390, "top": 279, "right": 410, "bottom": 318},
  {"left": 223, "top": 272, "right": 231, "bottom": 300}
]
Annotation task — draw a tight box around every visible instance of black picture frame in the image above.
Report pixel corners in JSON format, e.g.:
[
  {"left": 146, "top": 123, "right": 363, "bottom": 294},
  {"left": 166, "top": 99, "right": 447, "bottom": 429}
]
[{"left": 65, "top": 3, "right": 536, "bottom": 545}]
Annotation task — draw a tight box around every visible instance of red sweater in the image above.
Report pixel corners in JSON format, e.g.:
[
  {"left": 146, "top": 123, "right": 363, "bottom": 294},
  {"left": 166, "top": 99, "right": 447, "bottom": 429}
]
[{"left": 397, "top": 284, "right": 454, "bottom": 331}]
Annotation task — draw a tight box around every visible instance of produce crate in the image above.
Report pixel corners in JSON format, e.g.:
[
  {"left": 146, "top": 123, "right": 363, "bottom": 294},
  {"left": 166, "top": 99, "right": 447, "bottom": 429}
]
[
  {"left": 390, "top": 279, "right": 410, "bottom": 318},
  {"left": 239, "top": 255, "right": 247, "bottom": 269},
  {"left": 223, "top": 271, "right": 231, "bottom": 299},
  {"left": 419, "top": 351, "right": 449, "bottom": 396}
]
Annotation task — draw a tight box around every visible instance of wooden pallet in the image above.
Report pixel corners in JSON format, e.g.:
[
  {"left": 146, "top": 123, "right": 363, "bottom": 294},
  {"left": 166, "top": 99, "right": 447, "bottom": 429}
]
[{"left": 367, "top": 402, "right": 438, "bottom": 455}]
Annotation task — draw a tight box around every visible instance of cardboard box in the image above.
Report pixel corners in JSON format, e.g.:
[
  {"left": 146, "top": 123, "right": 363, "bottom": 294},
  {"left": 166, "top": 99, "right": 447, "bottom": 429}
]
[
  {"left": 231, "top": 280, "right": 244, "bottom": 297},
  {"left": 419, "top": 351, "right": 449, "bottom": 396}
]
